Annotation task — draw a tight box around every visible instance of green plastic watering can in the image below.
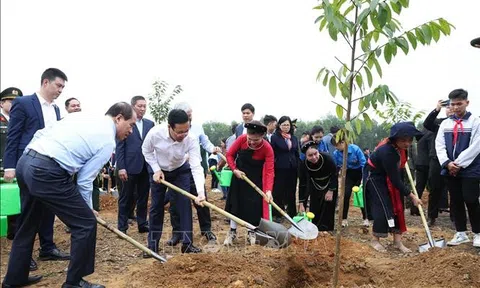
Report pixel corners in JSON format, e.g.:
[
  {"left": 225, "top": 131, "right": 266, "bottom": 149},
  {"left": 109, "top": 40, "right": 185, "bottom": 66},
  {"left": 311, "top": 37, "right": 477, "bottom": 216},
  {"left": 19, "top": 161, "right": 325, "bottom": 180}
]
[
  {"left": 209, "top": 166, "right": 233, "bottom": 187},
  {"left": 293, "top": 212, "right": 315, "bottom": 223},
  {"left": 352, "top": 185, "right": 364, "bottom": 208}
]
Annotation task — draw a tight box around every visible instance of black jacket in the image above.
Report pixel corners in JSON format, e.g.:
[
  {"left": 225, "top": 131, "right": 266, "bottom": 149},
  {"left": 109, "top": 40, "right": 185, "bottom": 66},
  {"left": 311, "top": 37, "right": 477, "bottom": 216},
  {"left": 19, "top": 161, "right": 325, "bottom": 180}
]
[
  {"left": 270, "top": 132, "right": 299, "bottom": 170},
  {"left": 423, "top": 109, "right": 447, "bottom": 159}
]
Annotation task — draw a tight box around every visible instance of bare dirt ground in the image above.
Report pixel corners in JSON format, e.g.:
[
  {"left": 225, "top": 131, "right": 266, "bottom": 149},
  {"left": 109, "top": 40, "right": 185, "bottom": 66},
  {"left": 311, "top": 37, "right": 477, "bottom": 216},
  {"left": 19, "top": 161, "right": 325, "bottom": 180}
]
[{"left": 1, "top": 175, "right": 479, "bottom": 287}]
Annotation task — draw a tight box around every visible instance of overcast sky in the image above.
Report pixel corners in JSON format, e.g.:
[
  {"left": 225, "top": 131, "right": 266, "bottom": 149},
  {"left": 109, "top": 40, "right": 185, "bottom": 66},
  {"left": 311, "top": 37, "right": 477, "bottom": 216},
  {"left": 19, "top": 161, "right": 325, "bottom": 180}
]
[{"left": 1, "top": 0, "right": 479, "bottom": 124}]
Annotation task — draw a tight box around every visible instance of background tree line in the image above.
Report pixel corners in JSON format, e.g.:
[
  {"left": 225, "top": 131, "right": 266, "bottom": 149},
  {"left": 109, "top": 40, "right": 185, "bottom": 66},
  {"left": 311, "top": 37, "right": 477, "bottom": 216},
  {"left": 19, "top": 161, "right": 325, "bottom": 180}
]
[{"left": 202, "top": 114, "right": 390, "bottom": 151}]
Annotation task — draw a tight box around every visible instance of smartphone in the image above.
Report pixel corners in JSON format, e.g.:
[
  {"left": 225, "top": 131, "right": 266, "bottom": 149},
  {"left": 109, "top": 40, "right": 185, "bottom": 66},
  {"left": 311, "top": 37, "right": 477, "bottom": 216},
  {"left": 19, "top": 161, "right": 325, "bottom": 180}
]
[{"left": 440, "top": 100, "right": 450, "bottom": 107}]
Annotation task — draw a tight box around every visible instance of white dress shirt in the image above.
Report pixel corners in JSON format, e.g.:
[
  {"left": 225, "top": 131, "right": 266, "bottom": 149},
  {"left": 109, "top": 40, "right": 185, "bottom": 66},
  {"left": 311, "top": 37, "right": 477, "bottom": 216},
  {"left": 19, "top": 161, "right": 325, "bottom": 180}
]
[
  {"left": 142, "top": 125, "right": 205, "bottom": 198},
  {"left": 136, "top": 118, "right": 144, "bottom": 139},
  {"left": 28, "top": 113, "right": 116, "bottom": 208},
  {"left": 37, "top": 92, "right": 58, "bottom": 128}
]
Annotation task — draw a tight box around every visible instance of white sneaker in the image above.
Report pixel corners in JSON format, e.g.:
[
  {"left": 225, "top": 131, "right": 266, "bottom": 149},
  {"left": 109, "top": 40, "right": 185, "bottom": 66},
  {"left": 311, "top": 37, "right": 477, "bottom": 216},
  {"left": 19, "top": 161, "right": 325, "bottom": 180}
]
[
  {"left": 223, "top": 230, "right": 237, "bottom": 246},
  {"left": 362, "top": 219, "right": 370, "bottom": 227},
  {"left": 341, "top": 219, "right": 348, "bottom": 227},
  {"left": 473, "top": 233, "right": 480, "bottom": 248},
  {"left": 447, "top": 232, "right": 470, "bottom": 246},
  {"left": 247, "top": 232, "right": 256, "bottom": 245}
]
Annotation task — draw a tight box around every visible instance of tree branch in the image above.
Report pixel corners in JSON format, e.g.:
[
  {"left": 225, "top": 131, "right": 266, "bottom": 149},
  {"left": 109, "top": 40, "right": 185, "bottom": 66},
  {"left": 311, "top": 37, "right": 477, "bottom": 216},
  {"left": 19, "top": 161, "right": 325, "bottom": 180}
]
[{"left": 331, "top": 100, "right": 347, "bottom": 111}]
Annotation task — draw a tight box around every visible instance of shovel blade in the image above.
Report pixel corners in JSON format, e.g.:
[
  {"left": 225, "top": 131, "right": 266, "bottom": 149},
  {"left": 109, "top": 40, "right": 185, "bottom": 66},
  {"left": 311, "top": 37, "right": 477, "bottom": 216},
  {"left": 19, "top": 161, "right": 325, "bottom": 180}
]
[
  {"left": 256, "top": 219, "right": 292, "bottom": 249},
  {"left": 288, "top": 219, "right": 319, "bottom": 240},
  {"left": 418, "top": 238, "right": 446, "bottom": 253}
]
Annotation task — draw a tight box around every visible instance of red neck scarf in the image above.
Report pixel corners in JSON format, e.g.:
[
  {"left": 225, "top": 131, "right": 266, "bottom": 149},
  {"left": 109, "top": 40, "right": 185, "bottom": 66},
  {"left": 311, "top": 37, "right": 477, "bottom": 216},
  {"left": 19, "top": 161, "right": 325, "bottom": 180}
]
[{"left": 453, "top": 118, "right": 464, "bottom": 146}]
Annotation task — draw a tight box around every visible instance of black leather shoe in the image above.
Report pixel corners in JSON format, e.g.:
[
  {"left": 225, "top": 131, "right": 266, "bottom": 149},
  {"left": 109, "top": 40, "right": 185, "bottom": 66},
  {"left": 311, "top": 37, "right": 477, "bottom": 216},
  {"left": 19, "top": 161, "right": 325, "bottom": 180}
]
[
  {"left": 410, "top": 207, "right": 420, "bottom": 216},
  {"left": 181, "top": 244, "right": 202, "bottom": 254},
  {"left": 166, "top": 234, "right": 181, "bottom": 246},
  {"left": 29, "top": 258, "right": 38, "bottom": 271},
  {"left": 61, "top": 279, "right": 105, "bottom": 288},
  {"left": 142, "top": 251, "right": 152, "bottom": 259},
  {"left": 138, "top": 226, "right": 149, "bottom": 233},
  {"left": 39, "top": 248, "right": 71, "bottom": 261},
  {"left": 2, "top": 275, "right": 42, "bottom": 287},
  {"left": 428, "top": 218, "right": 436, "bottom": 226},
  {"left": 203, "top": 231, "right": 217, "bottom": 242}
]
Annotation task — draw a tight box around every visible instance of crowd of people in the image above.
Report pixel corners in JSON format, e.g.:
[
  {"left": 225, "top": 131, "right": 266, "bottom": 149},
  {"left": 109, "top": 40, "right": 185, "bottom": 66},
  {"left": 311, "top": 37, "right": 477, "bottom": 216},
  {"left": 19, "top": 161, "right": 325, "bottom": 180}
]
[{"left": 0, "top": 67, "right": 479, "bottom": 287}]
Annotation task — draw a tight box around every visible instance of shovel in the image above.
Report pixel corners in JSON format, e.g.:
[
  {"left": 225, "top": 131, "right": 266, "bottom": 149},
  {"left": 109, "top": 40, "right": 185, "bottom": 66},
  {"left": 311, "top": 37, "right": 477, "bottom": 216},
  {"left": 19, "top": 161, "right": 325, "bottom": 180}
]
[
  {"left": 159, "top": 179, "right": 292, "bottom": 247},
  {"left": 217, "top": 153, "right": 309, "bottom": 236},
  {"left": 96, "top": 216, "right": 167, "bottom": 262},
  {"left": 405, "top": 163, "right": 446, "bottom": 252}
]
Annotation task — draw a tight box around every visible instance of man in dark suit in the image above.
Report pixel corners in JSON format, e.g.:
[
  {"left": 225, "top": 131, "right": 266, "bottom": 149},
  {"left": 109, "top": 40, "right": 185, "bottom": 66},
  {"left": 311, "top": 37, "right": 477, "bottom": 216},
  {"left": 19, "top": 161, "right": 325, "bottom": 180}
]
[
  {"left": 116, "top": 96, "right": 154, "bottom": 234},
  {"left": 1, "top": 87, "right": 23, "bottom": 240},
  {"left": 235, "top": 103, "right": 255, "bottom": 138},
  {"left": 3, "top": 68, "right": 70, "bottom": 270}
]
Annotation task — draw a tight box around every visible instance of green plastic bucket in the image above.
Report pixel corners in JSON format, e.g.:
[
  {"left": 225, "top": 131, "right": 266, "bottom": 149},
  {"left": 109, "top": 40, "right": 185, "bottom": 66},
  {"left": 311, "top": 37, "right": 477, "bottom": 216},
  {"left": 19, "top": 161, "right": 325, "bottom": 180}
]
[
  {"left": 0, "top": 215, "right": 7, "bottom": 237},
  {"left": 352, "top": 186, "right": 364, "bottom": 208},
  {"left": 0, "top": 178, "right": 21, "bottom": 216}
]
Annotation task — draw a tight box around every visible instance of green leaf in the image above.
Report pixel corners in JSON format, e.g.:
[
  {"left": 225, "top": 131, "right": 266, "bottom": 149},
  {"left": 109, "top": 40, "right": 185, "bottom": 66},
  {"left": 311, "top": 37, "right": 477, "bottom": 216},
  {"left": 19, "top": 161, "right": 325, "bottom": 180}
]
[
  {"left": 438, "top": 18, "right": 451, "bottom": 35},
  {"left": 319, "top": 18, "right": 328, "bottom": 31},
  {"left": 357, "top": 8, "right": 370, "bottom": 26},
  {"left": 372, "top": 57, "right": 383, "bottom": 77},
  {"left": 358, "top": 98, "right": 365, "bottom": 111},
  {"left": 336, "top": 105, "right": 344, "bottom": 119},
  {"left": 373, "top": 31, "right": 380, "bottom": 42},
  {"left": 328, "top": 24, "right": 338, "bottom": 41},
  {"left": 343, "top": 4, "right": 355, "bottom": 16},
  {"left": 355, "top": 119, "right": 362, "bottom": 134},
  {"left": 355, "top": 74, "right": 363, "bottom": 90},
  {"left": 370, "top": 11, "right": 380, "bottom": 30},
  {"left": 391, "top": 1, "right": 402, "bottom": 14},
  {"left": 316, "top": 68, "right": 326, "bottom": 82},
  {"left": 378, "top": 88, "right": 386, "bottom": 104},
  {"left": 370, "top": 0, "right": 380, "bottom": 12},
  {"left": 415, "top": 28, "right": 425, "bottom": 45},
  {"left": 329, "top": 76, "right": 337, "bottom": 96},
  {"left": 314, "top": 15, "right": 324, "bottom": 24},
  {"left": 377, "top": 3, "right": 388, "bottom": 28},
  {"left": 375, "top": 47, "right": 382, "bottom": 57},
  {"left": 421, "top": 24, "right": 432, "bottom": 44},
  {"left": 322, "top": 72, "right": 329, "bottom": 86},
  {"left": 429, "top": 22, "right": 441, "bottom": 42},
  {"left": 395, "top": 37, "right": 409, "bottom": 54},
  {"left": 398, "top": 0, "right": 409, "bottom": 8},
  {"left": 384, "top": 43, "right": 392, "bottom": 64},
  {"left": 406, "top": 31, "right": 417, "bottom": 49},
  {"left": 364, "top": 66, "right": 373, "bottom": 87},
  {"left": 345, "top": 122, "right": 354, "bottom": 133}
]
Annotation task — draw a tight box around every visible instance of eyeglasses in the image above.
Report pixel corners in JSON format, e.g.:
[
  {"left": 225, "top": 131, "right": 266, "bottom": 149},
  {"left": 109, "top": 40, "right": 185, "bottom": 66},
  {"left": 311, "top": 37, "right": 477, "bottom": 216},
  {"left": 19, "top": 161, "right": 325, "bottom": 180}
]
[{"left": 280, "top": 124, "right": 291, "bottom": 127}]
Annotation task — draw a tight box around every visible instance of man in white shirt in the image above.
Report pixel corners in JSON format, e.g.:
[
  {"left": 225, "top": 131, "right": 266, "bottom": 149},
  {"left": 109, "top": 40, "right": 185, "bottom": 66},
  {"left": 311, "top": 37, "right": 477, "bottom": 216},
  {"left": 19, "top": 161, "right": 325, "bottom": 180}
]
[
  {"left": 164, "top": 102, "right": 220, "bottom": 245},
  {"left": 142, "top": 109, "right": 205, "bottom": 254}
]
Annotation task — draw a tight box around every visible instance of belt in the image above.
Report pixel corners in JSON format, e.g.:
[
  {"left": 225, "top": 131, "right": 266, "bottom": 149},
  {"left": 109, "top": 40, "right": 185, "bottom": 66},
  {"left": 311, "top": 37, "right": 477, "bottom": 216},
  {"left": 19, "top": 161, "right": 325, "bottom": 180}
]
[{"left": 26, "top": 150, "right": 54, "bottom": 162}]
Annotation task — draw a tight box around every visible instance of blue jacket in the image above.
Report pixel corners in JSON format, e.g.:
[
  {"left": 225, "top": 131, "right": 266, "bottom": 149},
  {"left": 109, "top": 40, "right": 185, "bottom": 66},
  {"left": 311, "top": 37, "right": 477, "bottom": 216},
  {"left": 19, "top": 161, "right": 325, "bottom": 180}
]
[
  {"left": 435, "top": 112, "right": 480, "bottom": 178},
  {"left": 4, "top": 94, "right": 61, "bottom": 169},
  {"left": 333, "top": 143, "right": 366, "bottom": 170},
  {"left": 115, "top": 118, "right": 154, "bottom": 174},
  {"left": 270, "top": 132, "right": 299, "bottom": 169},
  {"left": 235, "top": 123, "right": 244, "bottom": 138}
]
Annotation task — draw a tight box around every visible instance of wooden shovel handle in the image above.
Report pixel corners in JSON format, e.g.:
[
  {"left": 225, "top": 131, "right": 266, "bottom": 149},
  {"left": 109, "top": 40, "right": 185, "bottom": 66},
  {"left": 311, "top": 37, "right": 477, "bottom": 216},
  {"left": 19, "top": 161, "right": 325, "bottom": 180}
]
[
  {"left": 96, "top": 216, "right": 167, "bottom": 262},
  {"left": 159, "top": 179, "right": 256, "bottom": 230},
  {"left": 404, "top": 163, "right": 435, "bottom": 246}
]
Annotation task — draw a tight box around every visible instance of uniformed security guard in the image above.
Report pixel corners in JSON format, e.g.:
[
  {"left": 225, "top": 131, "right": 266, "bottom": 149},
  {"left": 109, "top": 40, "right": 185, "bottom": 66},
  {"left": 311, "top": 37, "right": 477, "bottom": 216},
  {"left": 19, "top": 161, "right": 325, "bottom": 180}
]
[{"left": 0, "top": 87, "right": 23, "bottom": 240}]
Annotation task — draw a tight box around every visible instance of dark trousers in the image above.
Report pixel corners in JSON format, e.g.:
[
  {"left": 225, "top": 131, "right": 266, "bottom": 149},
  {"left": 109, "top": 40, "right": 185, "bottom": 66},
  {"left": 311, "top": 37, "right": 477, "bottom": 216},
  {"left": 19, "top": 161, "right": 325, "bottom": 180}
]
[
  {"left": 310, "top": 189, "right": 337, "bottom": 231},
  {"left": 15, "top": 175, "right": 57, "bottom": 253},
  {"left": 446, "top": 177, "right": 480, "bottom": 233},
  {"left": 415, "top": 165, "right": 429, "bottom": 199},
  {"left": 272, "top": 167, "right": 298, "bottom": 218},
  {"left": 343, "top": 168, "right": 366, "bottom": 220},
  {"left": 92, "top": 178, "right": 100, "bottom": 212},
  {"left": 169, "top": 174, "right": 212, "bottom": 235},
  {"left": 148, "top": 164, "right": 194, "bottom": 251},
  {"left": 427, "top": 158, "right": 448, "bottom": 220},
  {"left": 117, "top": 166, "right": 149, "bottom": 231},
  {"left": 4, "top": 152, "right": 96, "bottom": 285}
]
